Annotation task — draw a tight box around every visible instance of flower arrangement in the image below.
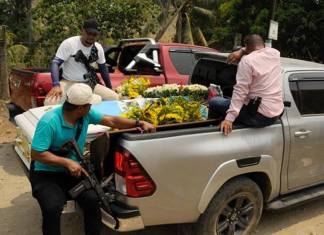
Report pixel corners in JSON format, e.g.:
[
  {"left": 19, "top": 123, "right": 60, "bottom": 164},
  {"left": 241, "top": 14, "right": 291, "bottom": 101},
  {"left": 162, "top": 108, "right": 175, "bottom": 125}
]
[
  {"left": 144, "top": 84, "right": 179, "bottom": 98},
  {"left": 116, "top": 76, "right": 150, "bottom": 99},
  {"left": 182, "top": 84, "right": 209, "bottom": 101},
  {"left": 122, "top": 96, "right": 205, "bottom": 126},
  {"left": 143, "top": 84, "right": 208, "bottom": 101}
]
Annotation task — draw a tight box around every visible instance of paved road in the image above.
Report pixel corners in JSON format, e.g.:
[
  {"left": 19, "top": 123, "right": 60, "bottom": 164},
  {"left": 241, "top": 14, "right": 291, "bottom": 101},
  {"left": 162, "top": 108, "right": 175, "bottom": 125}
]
[{"left": 2, "top": 144, "right": 324, "bottom": 235}]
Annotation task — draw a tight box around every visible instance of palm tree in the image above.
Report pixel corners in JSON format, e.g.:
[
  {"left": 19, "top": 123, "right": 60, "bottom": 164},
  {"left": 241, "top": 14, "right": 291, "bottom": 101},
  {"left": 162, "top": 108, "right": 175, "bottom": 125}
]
[{"left": 155, "top": 0, "right": 218, "bottom": 46}]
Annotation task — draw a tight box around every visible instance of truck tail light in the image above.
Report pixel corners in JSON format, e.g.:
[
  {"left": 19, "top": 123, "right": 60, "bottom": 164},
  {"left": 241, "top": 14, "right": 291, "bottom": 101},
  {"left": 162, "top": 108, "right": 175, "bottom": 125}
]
[{"left": 114, "top": 148, "right": 156, "bottom": 197}]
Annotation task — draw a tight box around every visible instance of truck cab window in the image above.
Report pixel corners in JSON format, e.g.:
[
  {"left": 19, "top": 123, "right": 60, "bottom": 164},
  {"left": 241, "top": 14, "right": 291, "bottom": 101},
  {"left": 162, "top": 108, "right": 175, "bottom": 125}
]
[
  {"left": 169, "top": 50, "right": 195, "bottom": 75},
  {"left": 289, "top": 78, "right": 324, "bottom": 115},
  {"left": 118, "top": 44, "right": 157, "bottom": 74},
  {"left": 118, "top": 44, "right": 145, "bottom": 72}
]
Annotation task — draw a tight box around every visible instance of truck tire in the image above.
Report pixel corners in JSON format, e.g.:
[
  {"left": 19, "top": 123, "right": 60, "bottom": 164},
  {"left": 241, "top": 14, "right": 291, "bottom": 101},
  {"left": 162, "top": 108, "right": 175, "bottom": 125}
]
[
  {"left": 6, "top": 103, "right": 24, "bottom": 122},
  {"left": 195, "top": 176, "right": 263, "bottom": 235}
]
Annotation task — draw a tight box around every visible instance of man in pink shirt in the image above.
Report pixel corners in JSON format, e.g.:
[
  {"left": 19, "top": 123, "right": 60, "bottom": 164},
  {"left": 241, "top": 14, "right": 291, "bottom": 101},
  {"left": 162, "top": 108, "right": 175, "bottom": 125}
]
[{"left": 208, "top": 34, "right": 284, "bottom": 135}]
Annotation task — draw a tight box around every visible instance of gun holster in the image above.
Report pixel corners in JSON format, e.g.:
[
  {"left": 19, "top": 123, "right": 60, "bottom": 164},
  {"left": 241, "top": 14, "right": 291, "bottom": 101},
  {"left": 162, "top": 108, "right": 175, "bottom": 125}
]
[
  {"left": 246, "top": 96, "right": 262, "bottom": 115},
  {"left": 69, "top": 179, "right": 92, "bottom": 199}
]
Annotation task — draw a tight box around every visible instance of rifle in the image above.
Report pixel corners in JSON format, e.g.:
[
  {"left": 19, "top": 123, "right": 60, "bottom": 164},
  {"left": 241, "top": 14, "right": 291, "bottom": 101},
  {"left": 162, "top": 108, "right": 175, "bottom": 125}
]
[
  {"left": 62, "top": 140, "right": 115, "bottom": 215},
  {"left": 73, "top": 48, "right": 100, "bottom": 89}
]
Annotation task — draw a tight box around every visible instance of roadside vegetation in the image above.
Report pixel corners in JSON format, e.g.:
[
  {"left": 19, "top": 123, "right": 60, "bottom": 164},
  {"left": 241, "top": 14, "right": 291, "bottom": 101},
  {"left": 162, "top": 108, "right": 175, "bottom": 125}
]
[{"left": 1, "top": 0, "right": 323, "bottom": 69}]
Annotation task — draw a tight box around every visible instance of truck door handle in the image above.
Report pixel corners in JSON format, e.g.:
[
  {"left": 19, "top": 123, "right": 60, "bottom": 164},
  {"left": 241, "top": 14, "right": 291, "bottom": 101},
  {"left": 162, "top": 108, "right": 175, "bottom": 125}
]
[{"left": 294, "top": 130, "right": 312, "bottom": 138}]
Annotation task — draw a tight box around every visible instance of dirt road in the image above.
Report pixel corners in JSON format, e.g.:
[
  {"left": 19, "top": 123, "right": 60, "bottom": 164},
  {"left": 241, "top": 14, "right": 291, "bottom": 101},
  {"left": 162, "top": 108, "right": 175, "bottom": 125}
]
[{"left": 1, "top": 143, "right": 324, "bottom": 235}]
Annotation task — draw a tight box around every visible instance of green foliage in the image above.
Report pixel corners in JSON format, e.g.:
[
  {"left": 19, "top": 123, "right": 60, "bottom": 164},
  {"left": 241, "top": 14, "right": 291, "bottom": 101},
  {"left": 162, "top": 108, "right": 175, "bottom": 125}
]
[
  {"left": 123, "top": 96, "right": 203, "bottom": 126},
  {"left": 275, "top": 0, "right": 324, "bottom": 62},
  {"left": 156, "top": 0, "right": 217, "bottom": 46},
  {"left": 210, "top": 0, "right": 324, "bottom": 62},
  {"left": 211, "top": 0, "right": 271, "bottom": 50},
  {"left": 5, "top": 30, "right": 16, "bottom": 45},
  {"left": 33, "top": 1, "right": 80, "bottom": 47},
  {"left": 156, "top": 0, "right": 323, "bottom": 62},
  {"left": 0, "top": 0, "right": 32, "bottom": 43},
  {"left": 31, "top": 0, "right": 161, "bottom": 67},
  {"left": 2, "top": 0, "right": 324, "bottom": 69},
  {"left": 7, "top": 44, "right": 29, "bottom": 68},
  {"left": 2, "top": 28, "right": 29, "bottom": 69}
]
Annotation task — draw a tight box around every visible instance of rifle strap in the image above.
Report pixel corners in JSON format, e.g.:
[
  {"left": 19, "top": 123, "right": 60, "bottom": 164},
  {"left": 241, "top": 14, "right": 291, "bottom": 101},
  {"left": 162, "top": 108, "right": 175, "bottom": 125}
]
[
  {"left": 30, "top": 117, "right": 84, "bottom": 174},
  {"left": 74, "top": 45, "right": 98, "bottom": 72},
  {"left": 75, "top": 117, "right": 83, "bottom": 143}
]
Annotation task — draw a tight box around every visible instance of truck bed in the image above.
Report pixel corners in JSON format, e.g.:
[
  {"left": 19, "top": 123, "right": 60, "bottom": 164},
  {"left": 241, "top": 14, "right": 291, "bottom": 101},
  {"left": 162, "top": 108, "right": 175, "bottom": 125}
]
[{"left": 110, "top": 119, "right": 284, "bottom": 226}]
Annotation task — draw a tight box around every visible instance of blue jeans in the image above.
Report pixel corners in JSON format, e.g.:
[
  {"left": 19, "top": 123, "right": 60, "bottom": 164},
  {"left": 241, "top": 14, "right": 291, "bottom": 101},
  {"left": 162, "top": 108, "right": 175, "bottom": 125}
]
[{"left": 208, "top": 97, "right": 278, "bottom": 127}]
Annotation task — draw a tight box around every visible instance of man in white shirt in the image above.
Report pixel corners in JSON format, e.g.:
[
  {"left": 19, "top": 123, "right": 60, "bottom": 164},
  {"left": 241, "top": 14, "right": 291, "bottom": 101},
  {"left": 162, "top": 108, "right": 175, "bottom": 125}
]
[{"left": 45, "top": 19, "right": 118, "bottom": 105}]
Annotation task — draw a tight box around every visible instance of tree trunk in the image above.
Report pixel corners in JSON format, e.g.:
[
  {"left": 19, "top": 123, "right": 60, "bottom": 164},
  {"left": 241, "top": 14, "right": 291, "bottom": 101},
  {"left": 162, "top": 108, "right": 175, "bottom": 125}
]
[
  {"left": 175, "top": 13, "right": 183, "bottom": 42},
  {"left": 0, "top": 26, "right": 9, "bottom": 100},
  {"left": 181, "top": 13, "right": 194, "bottom": 44},
  {"left": 193, "top": 27, "right": 208, "bottom": 46},
  {"left": 155, "top": 0, "right": 190, "bottom": 42}
]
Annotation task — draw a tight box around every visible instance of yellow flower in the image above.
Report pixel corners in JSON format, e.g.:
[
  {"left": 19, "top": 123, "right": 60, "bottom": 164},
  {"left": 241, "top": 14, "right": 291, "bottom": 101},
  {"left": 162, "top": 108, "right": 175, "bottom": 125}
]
[
  {"left": 165, "top": 113, "right": 183, "bottom": 123},
  {"left": 122, "top": 97, "right": 204, "bottom": 126},
  {"left": 116, "top": 76, "right": 150, "bottom": 99},
  {"left": 128, "top": 88, "right": 139, "bottom": 99}
]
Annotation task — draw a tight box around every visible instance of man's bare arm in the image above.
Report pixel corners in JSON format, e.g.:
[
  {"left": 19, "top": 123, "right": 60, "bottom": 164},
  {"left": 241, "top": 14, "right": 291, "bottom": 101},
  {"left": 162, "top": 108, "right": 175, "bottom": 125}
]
[
  {"left": 31, "top": 149, "right": 69, "bottom": 167},
  {"left": 99, "top": 116, "right": 155, "bottom": 132},
  {"left": 31, "top": 150, "right": 87, "bottom": 177},
  {"left": 227, "top": 47, "right": 246, "bottom": 64}
]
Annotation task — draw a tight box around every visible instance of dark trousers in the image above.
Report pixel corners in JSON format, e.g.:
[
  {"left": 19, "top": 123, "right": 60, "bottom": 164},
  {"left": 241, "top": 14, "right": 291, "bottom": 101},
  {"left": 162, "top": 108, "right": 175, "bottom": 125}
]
[
  {"left": 208, "top": 97, "right": 278, "bottom": 127},
  {"left": 30, "top": 171, "right": 102, "bottom": 235}
]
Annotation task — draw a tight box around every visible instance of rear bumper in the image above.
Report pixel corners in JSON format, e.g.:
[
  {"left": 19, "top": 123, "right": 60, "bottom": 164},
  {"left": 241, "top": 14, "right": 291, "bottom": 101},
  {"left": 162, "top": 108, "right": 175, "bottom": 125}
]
[{"left": 102, "top": 202, "right": 144, "bottom": 232}]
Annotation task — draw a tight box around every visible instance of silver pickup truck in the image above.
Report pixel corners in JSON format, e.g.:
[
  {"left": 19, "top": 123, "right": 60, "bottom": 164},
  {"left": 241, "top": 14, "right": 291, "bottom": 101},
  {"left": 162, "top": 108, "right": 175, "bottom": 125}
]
[
  {"left": 14, "top": 52, "right": 324, "bottom": 235},
  {"left": 96, "top": 52, "right": 324, "bottom": 235}
]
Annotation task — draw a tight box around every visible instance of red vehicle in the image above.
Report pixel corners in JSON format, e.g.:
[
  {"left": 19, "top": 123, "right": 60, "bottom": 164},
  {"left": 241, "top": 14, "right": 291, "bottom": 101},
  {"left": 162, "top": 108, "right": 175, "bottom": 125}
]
[{"left": 9, "top": 38, "right": 216, "bottom": 111}]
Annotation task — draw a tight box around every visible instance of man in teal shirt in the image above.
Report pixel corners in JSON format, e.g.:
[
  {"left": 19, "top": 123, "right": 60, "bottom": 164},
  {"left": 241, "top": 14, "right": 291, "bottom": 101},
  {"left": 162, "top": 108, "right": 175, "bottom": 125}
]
[{"left": 30, "top": 83, "right": 155, "bottom": 235}]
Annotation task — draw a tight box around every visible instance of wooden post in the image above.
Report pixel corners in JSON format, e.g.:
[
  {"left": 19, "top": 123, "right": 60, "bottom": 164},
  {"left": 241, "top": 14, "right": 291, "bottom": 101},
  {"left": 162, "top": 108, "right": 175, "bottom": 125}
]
[{"left": 0, "top": 25, "right": 9, "bottom": 100}]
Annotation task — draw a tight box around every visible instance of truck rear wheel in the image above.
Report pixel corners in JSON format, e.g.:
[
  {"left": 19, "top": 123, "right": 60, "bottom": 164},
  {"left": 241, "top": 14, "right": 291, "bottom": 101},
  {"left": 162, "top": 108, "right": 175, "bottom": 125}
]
[
  {"left": 6, "top": 102, "right": 24, "bottom": 122},
  {"left": 195, "top": 176, "right": 263, "bottom": 235}
]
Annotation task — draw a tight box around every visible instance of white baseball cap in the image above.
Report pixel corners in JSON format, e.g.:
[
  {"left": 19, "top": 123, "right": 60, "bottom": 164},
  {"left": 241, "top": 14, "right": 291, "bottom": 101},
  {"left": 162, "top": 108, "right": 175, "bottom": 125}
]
[{"left": 66, "top": 83, "right": 102, "bottom": 105}]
